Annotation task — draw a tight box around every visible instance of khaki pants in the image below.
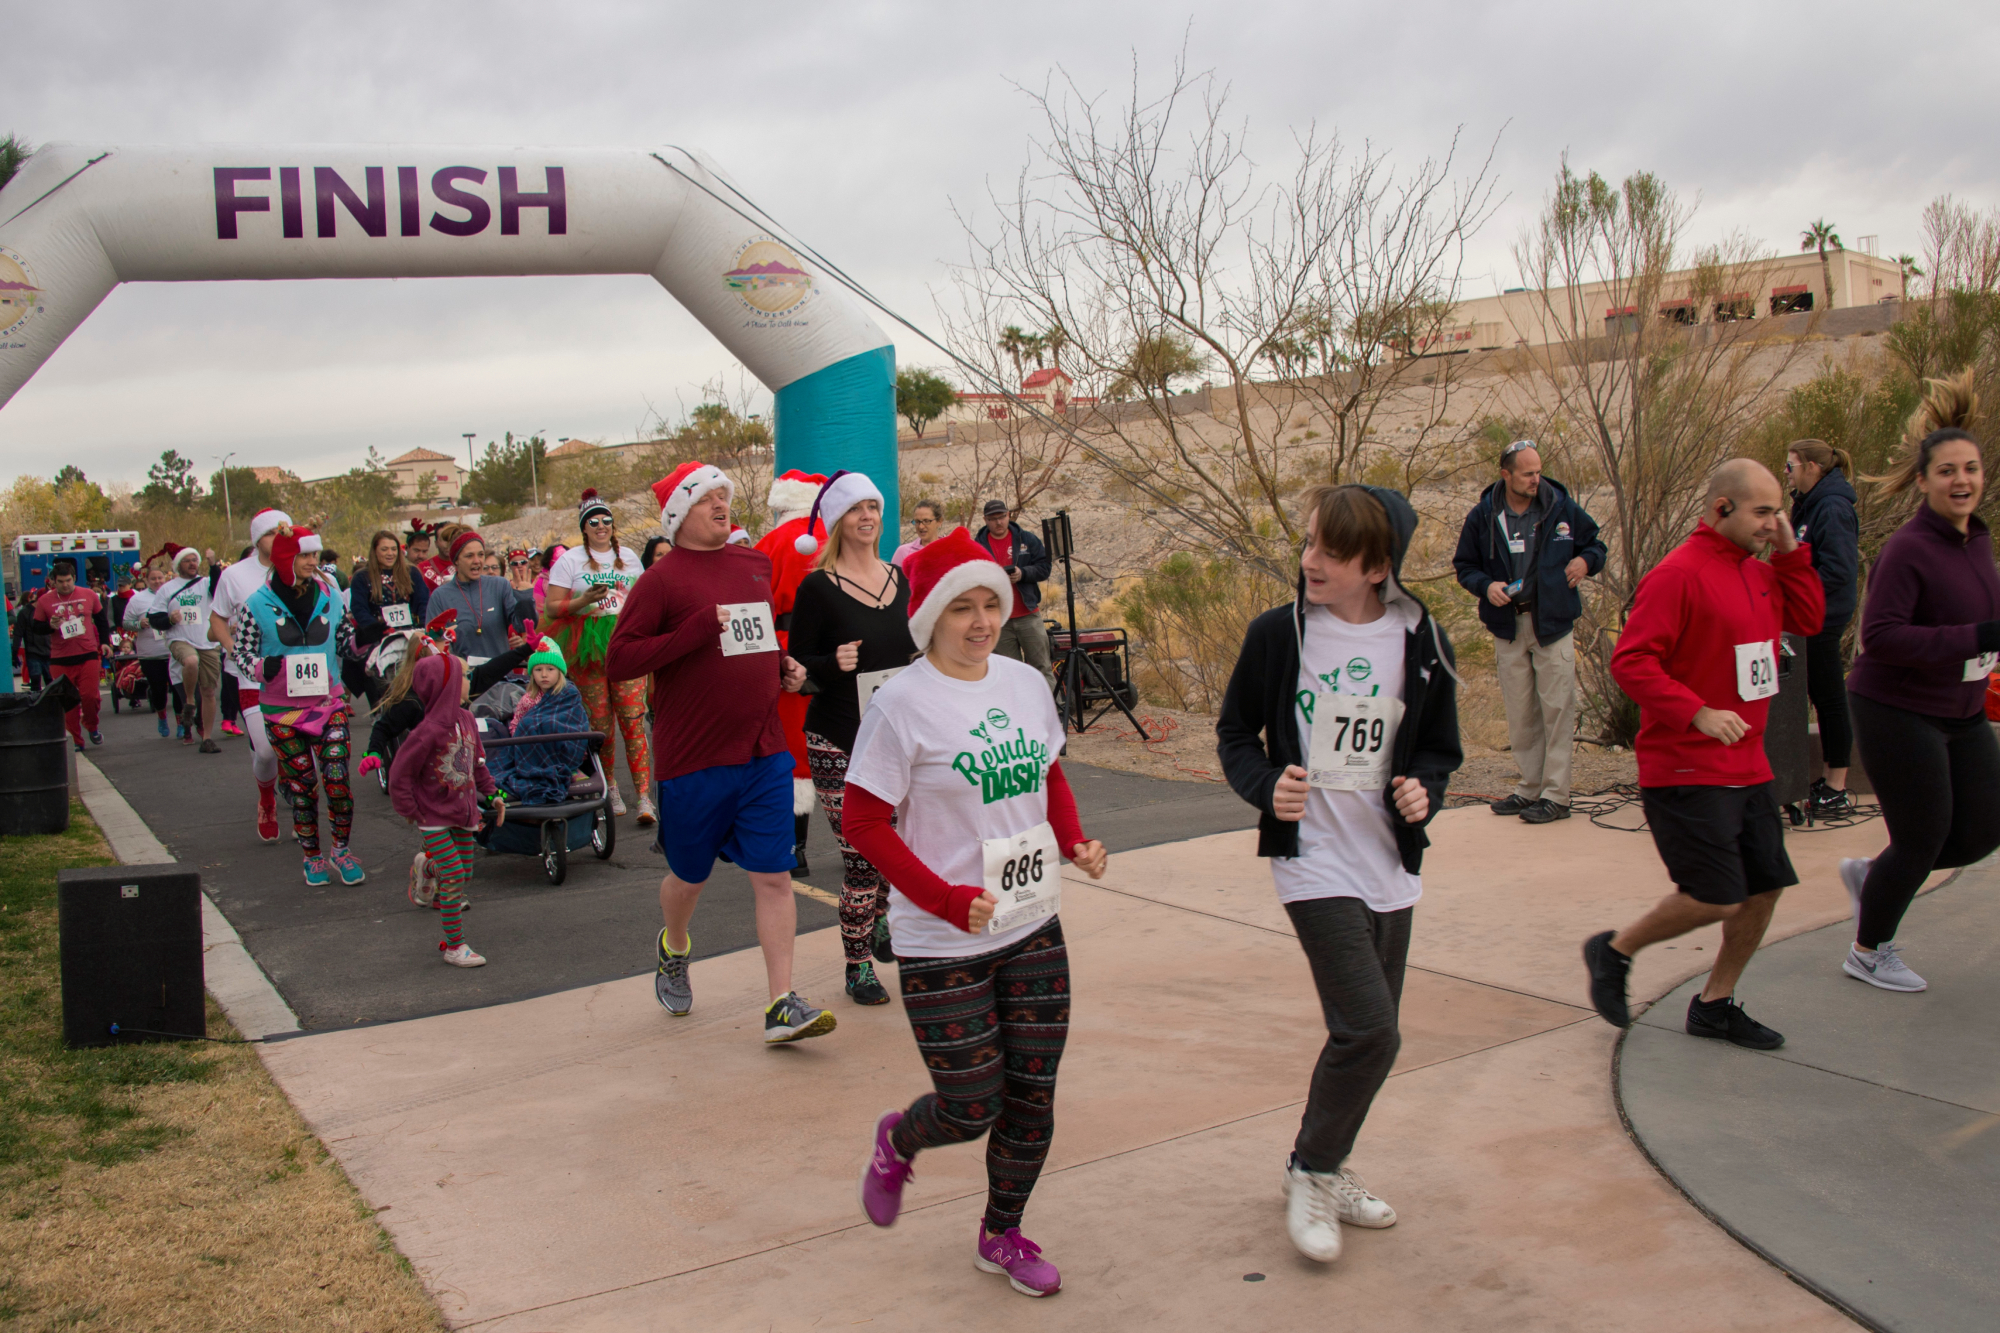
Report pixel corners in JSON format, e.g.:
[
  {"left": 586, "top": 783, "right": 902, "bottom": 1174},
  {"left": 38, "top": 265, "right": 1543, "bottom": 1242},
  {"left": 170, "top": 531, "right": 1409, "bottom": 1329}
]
[
  {"left": 168, "top": 641, "right": 222, "bottom": 738},
  {"left": 1494, "top": 614, "right": 1577, "bottom": 806},
  {"left": 997, "top": 614, "right": 1056, "bottom": 692}
]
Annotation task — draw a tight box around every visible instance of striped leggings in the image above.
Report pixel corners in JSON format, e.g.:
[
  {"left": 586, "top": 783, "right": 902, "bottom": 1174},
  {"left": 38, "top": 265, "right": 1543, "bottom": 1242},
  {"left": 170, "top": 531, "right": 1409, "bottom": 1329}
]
[
  {"left": 805, "top": 730, "right": 889, "bottom": 962},
  {"left": 890, "top": 920, "right": 1070, "bottom": 1233},
  {"left": 421, "top": 826, "right": 476, "bottom": 948}
]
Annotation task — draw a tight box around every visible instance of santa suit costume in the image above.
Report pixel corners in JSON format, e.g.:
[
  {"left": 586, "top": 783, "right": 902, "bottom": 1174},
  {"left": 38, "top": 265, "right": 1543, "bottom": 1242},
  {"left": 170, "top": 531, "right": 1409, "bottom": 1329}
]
[{"left": 755, "top": 469, "right": 827, "bottom": 876}]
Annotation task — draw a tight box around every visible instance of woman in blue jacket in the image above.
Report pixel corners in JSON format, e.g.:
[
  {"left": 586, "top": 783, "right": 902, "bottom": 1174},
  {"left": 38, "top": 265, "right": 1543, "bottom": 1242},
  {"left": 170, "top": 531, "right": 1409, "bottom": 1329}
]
[{"left": 1787, "top": 440, "right": 1861, "bottom": 814}]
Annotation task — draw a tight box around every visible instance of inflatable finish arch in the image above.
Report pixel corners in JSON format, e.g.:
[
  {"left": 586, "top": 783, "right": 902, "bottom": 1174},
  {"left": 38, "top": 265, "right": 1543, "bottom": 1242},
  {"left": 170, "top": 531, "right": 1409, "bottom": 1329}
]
[{"left": 0, "top": 143, "right": 896, "bottom": 544}]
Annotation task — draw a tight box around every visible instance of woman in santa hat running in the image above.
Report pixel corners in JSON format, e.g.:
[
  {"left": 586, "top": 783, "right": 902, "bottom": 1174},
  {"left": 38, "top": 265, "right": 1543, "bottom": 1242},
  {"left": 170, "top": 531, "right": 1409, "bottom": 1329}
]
[
  {"left": 785, "top": 470, "right": 914, "bottom": 1005},
  {"left": 209, "top": 509, "right": 294, "bottom": 842},
  {"left": 844, "top": 527, "right": 1109, "bottom": 1298},
  {"left": 544, "top": 489, "right": 655, "bottom": 824}
]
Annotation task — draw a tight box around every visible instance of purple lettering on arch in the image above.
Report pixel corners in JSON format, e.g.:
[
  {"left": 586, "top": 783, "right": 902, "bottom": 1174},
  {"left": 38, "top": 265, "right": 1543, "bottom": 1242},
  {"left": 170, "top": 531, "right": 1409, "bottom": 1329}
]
[
  {"left": 429, "top": 167, "right": 490, "bottom": 237},
  {"left": 279, "top": 168, "right": 304, "bottom": 239},
  {"left": 213, "top": 168, "right": 271, "bottom": 239},
  {"left": 314, "top": 166, "right": 387, "bottom": 238},
  {"left": 499, "top": 167, "right": 566, "bottom": 236},
  {"left": 397, "top": 167, "right": 421, "bottom": 236}
]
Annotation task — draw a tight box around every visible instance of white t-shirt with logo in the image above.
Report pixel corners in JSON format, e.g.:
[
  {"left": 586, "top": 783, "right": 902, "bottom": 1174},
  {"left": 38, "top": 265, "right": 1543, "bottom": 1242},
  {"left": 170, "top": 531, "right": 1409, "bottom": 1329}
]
[
  {"left": 160, "top": 573, "right": 217, "bottom": 649},
  {"left": 1271, "top": 602, "right": 1421, "bottom": 912},
  {"left": 546, "top": 545, "right": 643, "bottom": 617},
  {"left": 210, "top": 558, "right": 273, "bottom": 681},
  {"left": 845, "top": 655, "right": 1066, "bottom": 958}
]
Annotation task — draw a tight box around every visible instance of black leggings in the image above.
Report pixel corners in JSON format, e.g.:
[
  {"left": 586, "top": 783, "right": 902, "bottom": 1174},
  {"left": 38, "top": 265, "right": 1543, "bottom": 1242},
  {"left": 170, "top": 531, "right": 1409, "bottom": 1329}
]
[
  {"left": 139, "top": 657, "right": 184, "bottom": 716},
  {"left": 1850, "top": 692, "right": 2000, "bottom": 946},
  {"left": 1803, "top": 622, "right": 1852, "bottom": 770}
]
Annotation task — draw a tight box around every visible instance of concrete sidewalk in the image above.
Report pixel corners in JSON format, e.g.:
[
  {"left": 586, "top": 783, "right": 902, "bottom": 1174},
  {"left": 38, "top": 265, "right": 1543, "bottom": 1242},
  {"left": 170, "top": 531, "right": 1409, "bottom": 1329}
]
[{"left": 249, "top": 801, "right": 1906, "bottom": 1330}]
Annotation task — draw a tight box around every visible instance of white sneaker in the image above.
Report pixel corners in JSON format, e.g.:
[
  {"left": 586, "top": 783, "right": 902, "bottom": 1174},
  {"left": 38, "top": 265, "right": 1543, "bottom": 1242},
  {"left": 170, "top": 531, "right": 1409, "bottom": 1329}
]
[
  {"left": 408, "top": 851, "right": 437, "bottom": 907},
  {"left": 1282, "top": 1160, "right": 1343, "bottom": 1263},
  {"left": 1843, "top": 941, "right": 1926, "bottom": 992},
  {"left": 1839, "top": 857, "right": 1871, "bottom": 928},
  {"left": 610, "top": 788, "right": 628, "bottom": 817},
  {"left": 441, "top": 942, "right": 487, "bottom": 968},
  {"left": 636, "top": 795, "right": 656, "bottom": 827}
]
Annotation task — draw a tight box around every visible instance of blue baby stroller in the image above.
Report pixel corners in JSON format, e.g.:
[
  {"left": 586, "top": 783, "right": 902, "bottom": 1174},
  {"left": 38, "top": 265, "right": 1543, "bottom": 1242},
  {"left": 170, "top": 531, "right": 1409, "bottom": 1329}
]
[{"left": 474, "top": 728, "right": 615, "bottom": 885}]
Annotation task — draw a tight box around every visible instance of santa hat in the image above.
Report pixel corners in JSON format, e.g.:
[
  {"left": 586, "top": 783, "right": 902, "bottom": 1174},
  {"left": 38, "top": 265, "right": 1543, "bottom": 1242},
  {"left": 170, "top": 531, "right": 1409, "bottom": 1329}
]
[
  {"left": 727, "top": 525, "right": 751, "bottom": 547},
  {"left": 147, "top": 540, "right": 186, "bottom": 566},
  {"left": 768, "top": 469, "right": 827, "bottom": 524},
  {"left": 577, "top": 488, "right": 613, "bottom": 530},
  {"left": 792, "top": 470, "right": 883, "bottom": 556},
  {"left": 296, "top": 529, "right": 323, "bottom": 555},
  {"left": 652, "top": 461, "right": 734, "bottom": 544},
  {"left": 249, "top": 508, "right": 292, "bottom": 545},
  {"left": 173, "top": 546, "right": 203, "bottom": 572},
  {"left": 904, "top": 527, "right": 1014, "bottom": 653},
  {"left": 270, "top": 531, "right": 303, "bottom": 588}
]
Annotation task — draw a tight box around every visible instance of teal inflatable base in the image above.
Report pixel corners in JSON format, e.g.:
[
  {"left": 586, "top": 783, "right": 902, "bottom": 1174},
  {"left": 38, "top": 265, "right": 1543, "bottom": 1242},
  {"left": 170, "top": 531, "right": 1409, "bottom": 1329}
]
[{"left": 773, "top": 345, "right": 898, "bottom": 556}]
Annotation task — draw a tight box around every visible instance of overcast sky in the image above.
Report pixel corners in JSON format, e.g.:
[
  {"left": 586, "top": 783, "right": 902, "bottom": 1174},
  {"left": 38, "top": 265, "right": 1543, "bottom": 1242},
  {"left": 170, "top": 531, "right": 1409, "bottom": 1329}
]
[{"left": 4, "top": 0, "right": 1996, "bottom": 490}]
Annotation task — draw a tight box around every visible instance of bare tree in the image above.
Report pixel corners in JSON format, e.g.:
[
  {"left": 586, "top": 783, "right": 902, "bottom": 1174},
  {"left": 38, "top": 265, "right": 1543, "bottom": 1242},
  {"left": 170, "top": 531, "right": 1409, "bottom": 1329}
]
[
  {"left": 933, "top": 280, "right": 1081, "bottom": 523},
  {"left": 952, "top": 52, "right": 1501, "bottom": 588},
  {"left": 1508, "top": 161, "right": 1811, "bottom": 739}
]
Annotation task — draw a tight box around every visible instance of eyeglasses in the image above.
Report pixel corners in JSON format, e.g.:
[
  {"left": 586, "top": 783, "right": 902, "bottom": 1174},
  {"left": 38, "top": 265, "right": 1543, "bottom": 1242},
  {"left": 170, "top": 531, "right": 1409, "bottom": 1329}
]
[
  {"left": 912, "top": 517, "right": 937, "bottom": 527},
  {"left": 584, "top": 517, "right": 614, "bottom": 528},
  {"left": 1783, "top": 462, "right": 1795, "bottom": 473}
]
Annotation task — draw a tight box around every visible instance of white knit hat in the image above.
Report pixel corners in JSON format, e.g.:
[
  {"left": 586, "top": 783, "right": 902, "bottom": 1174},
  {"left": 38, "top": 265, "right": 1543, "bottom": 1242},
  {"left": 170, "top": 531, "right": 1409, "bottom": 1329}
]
[
  {"left": 793, "top": 470, "right": 884, "bottom": 555},
  {"left": 904, "top": 527, "right": 1014, "bottom": 652},
  {"left": 651, "top": 462, "right": 735, "bottom": 544}
]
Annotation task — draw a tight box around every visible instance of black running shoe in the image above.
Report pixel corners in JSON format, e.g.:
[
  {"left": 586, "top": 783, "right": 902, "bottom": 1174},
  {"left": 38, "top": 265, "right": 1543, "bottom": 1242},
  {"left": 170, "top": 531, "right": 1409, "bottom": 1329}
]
[
  {"left": 846, "top": 961, "right": 891, "bottom": 1006},
  {"left": 1520, "top": 799, "right": 1572, "bottom": 824},
  {"left": 1808, "top": 779, "right": 1850, "bottom": 817},
  {"left": 1686, "top": 995, "right": 1784, "bottom": 1050},
  {"left": 870, "top": 915, "right": 895, "bottom": 964},
  {"left": 1489, "top": 793, "right": 1533, "bottom": 816},
  {"left": 1582, "top": 931, "right": 1632, "bottom": 1027}
]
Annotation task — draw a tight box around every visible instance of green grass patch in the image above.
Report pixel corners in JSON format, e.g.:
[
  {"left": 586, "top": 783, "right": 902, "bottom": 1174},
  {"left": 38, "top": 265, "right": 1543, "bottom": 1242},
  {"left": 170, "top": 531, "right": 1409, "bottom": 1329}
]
[{"left": 0, "top": 803, "right": 216, "bottom": 1190}]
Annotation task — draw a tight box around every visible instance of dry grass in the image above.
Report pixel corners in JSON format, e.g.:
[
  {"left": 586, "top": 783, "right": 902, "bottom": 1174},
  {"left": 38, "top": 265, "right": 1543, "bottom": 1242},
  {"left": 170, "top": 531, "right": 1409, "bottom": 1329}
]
[{"left": 0, "top": 811, "right": 444, "bottom": 1332}]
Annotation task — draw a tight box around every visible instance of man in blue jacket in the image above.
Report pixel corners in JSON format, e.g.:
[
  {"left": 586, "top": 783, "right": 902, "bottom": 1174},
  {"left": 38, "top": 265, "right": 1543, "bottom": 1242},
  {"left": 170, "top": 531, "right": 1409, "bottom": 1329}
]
[
  {"left": 972, "top": 499, "right": 1055, "bottom": 690},
  {"left": 1451, "top": 441, "right": 1605, "bottom": 823}
]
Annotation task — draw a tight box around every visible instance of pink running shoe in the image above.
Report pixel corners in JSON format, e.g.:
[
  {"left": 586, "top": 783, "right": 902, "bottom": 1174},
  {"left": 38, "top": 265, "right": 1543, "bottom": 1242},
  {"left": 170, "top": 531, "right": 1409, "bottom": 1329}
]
[
  {"left": 858, "top": 1109, "right": 913, "bottom": 1227},
  {"left": 975, "top": 1226, "right": 1061, "bottom": 1297}
]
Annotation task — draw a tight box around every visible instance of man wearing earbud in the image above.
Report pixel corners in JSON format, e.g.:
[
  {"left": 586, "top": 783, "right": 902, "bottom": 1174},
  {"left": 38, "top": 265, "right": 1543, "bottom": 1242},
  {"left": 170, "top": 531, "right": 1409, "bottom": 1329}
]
[
  {"left": 1581, "top": 458, "right": 1823, "bottom": 1050},
  {"left": 1451, "top": 440, "right": 1605, "bottom": 824}
]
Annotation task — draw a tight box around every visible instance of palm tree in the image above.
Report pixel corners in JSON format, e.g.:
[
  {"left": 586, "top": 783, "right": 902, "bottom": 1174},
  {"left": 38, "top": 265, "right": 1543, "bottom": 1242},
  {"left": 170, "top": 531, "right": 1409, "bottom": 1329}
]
[
  {"left": 1800, "top": 219, "right": 1843, "bottom": 311},
  {"left": 998, "top": 325, "right": 1029, "bottom": 383},
  {"left": 1041, "top": 323, "right": 1068, "bottom": 372},
  {"left": 1895, "top": 253, "right": 1924, "bottom": 301},
  {"left": 1023, "top": 333, "right": 1048, "bottom": 369},
  {"left": 0, "top": 133, "right": 32, "bottom": 191}
]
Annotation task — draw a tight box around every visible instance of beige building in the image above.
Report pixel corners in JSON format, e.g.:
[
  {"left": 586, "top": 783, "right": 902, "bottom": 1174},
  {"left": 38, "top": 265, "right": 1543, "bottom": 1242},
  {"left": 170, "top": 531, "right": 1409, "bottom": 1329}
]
[
  {"left": 941, "top": 367, "right": 1098, "bottom": 427},
  {"left": 1434, "top": 246, "right": 1909, "bottom": 354},
  {"left": 386, "top": 447, "right": 467, "bottom": 504}
]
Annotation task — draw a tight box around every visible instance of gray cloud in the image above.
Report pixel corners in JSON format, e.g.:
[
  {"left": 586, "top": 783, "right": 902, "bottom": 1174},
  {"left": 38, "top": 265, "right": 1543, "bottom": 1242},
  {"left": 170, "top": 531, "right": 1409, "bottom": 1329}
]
[{"left": 5, "top": 0, "right": 1996, "bottom": 485}]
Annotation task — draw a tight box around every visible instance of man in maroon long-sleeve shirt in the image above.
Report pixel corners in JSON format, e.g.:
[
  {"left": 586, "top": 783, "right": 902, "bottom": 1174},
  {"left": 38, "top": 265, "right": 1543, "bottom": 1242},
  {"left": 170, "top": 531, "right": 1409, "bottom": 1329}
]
[
  {"left": 1582, "top": 459, "right": 1825, "bottom": 1050},
  {"left": 606, "top": 462, "right": 836, "bottom": 1045}
]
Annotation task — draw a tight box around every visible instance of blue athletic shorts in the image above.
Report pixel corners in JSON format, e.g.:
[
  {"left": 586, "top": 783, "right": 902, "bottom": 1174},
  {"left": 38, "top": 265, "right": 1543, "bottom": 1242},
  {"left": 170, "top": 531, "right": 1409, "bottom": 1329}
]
[{"left": 655, "top": 749, "right": 797, "bottom": 882}]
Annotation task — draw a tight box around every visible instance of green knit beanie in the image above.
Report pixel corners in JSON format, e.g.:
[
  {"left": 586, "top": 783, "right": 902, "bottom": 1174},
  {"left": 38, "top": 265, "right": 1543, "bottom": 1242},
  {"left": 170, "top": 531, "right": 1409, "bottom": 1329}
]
[{"left": 526, "top": 637, "right": 567, "bottom": 676}]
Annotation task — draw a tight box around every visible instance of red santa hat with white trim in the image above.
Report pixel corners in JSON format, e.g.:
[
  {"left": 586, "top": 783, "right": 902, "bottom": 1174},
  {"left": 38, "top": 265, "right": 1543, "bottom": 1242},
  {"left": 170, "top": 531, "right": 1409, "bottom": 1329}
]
[
  {"left": 651, "top": 461, "right": 734, "bottom": 544},
  {"left": 767, "top": 469, "right": 826, "bottom": 524},
  {"left": 904, "top": 527, "right": 1014, "bottom": 653}
]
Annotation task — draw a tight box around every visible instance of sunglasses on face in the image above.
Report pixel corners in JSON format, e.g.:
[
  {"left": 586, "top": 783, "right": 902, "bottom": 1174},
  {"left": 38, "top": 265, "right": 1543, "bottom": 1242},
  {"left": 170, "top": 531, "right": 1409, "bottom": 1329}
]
[
  {"left": 509, "top": 558, "right": 530, "bottom": 567},
  {"left": 1501, "top": 440, "right": 1536, "bottom": 462},
  {"left": 585, "top": 517, "right": 614, "bottom": 528}
]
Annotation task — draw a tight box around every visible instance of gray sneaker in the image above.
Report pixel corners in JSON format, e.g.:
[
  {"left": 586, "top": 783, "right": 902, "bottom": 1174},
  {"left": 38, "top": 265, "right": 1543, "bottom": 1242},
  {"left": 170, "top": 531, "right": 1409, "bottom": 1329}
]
[
  {"left": 1843, "top": 940, "right": 1927, "bottom": 992},
  {"left": 764, "top": 990, "right": 837, "bottom": 1044},
  {"left": 655, "top": 929, "right": 693, "bottom": 1016}
]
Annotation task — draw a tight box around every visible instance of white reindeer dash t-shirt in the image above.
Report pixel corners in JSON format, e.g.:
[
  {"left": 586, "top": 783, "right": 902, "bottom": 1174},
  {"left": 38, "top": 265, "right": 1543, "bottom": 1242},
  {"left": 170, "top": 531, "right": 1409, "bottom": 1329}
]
[
  {"left": 1271, "top": 602, "right": 1421, "bottom": 912},
  {"left": 845, "top": 655, "right": 1066, "bottom": 958}
]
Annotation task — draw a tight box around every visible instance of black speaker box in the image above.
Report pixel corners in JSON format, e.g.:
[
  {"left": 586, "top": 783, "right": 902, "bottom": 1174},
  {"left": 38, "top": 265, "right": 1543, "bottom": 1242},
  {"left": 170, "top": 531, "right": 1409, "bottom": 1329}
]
[{"left": 57, "top": 863, "right": 205, "bottom": 1047}]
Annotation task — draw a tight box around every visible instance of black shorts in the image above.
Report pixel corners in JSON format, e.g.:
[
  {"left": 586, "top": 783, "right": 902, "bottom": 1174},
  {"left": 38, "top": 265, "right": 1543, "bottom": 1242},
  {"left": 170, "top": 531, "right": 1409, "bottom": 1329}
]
[{"left": 1641, "top": 783, "right": 1798, "bottom": 906}]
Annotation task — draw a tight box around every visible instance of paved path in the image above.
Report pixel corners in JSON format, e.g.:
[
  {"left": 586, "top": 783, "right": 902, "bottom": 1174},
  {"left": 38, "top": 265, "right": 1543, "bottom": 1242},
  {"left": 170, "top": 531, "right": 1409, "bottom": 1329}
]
[
  {"left": 84, "top": 701, "right": 1253, "bottom": 1030},
  {"left": 1620, "top": 862, "right": 1998, "bottom": 1333}
]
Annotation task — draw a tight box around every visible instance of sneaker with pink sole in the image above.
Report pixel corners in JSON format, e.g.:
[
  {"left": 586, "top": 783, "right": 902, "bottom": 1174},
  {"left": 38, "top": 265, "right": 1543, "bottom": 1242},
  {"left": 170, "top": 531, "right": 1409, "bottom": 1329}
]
[
  {"left": 858, "top": 1110, "right": 913, "bottom": 1227},
  {"left": 974, "top": 1226, "right": 1061, "bottom": 1297}
]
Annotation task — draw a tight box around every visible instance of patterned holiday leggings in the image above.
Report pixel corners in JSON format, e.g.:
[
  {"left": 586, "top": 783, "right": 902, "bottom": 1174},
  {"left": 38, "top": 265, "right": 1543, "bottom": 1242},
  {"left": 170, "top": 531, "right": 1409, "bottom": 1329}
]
[
  {"left": 890, "top": 920, "right": 1070, "bottom": 1234},
  {"left": 805, "top": 730, "right": 890, "bottom": 962},
  {"left": 265, "top": 711, "right": 352, "bottom": 855},
  {"left": 421, "top": 826, "right": 476, "bottom": 949},
  {"left": 572, "top": 663, "right": 652, "bottom": 796}
]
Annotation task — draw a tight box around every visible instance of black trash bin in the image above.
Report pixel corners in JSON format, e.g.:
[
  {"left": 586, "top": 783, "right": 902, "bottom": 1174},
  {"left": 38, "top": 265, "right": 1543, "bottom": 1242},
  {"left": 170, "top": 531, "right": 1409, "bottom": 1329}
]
[{"left": 0, "top": 683, "right": 76, "bottom": 836}]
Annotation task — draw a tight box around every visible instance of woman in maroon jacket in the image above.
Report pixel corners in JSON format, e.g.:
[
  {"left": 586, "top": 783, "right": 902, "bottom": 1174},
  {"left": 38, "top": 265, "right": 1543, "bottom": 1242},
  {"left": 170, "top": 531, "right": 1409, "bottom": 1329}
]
[{"left": 1840, "top": 373, "right": 2000, "bottom": 994}]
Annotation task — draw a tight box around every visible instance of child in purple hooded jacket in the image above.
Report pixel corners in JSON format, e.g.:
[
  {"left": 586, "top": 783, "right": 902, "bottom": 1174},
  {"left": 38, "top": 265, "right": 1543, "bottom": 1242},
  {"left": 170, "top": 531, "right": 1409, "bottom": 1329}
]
[{"left": 388, "top": 652, "right": 506, "bottom": 967}]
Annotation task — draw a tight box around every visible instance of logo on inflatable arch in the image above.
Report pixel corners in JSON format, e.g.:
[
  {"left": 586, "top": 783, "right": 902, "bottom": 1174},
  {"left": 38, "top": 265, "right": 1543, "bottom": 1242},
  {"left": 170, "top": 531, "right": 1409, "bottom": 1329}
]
[
  {"left": 723, "top": 238, "right": 813, "bottom": 318},
  {"left": 0, "top": 246, "right": 44, "bottom": 344}
]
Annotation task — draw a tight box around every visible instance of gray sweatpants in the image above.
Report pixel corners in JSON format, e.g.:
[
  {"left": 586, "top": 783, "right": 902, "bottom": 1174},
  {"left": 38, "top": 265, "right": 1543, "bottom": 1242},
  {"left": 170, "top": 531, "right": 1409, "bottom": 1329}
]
[{"left": 1284, "top": 895, "right": 1411, "bottom": 1172}]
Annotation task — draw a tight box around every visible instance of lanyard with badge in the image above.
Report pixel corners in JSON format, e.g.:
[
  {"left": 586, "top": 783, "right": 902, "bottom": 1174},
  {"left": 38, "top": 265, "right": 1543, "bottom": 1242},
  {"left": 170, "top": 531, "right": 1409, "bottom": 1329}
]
[
  {"left": 982, "top": 821, "right": 1061, "bottom": 934},
  {"left": 1734, "top": 639, "right": 1779, "bottom": 701},
  {"left": 718, "top": 602, "right": 777, "bottom": 656}
]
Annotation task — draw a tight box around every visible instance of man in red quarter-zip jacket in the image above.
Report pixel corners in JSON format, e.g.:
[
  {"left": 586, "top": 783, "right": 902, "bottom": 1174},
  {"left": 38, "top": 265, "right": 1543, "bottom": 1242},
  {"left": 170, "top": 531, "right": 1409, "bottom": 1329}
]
[{"left": 1582, "top": 458, "right": 1824, "bottom": 1051}]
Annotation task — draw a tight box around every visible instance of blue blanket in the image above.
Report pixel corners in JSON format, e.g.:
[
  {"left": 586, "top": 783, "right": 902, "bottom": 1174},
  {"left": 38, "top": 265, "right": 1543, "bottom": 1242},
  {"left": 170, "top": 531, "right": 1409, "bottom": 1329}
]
[{"left": 487, "top": 684, "right": 591, "bottom": 806}]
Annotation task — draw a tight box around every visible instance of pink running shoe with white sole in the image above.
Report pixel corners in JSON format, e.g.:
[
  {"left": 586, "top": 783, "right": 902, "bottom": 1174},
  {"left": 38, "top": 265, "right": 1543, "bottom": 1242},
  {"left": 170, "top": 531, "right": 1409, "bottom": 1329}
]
[
  {"left": 975, "top": 1226, "right": 1061, "bottom": 1297},
  {"left": 858, "top": 1109, "right": 913, "bottom": 1227}
]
